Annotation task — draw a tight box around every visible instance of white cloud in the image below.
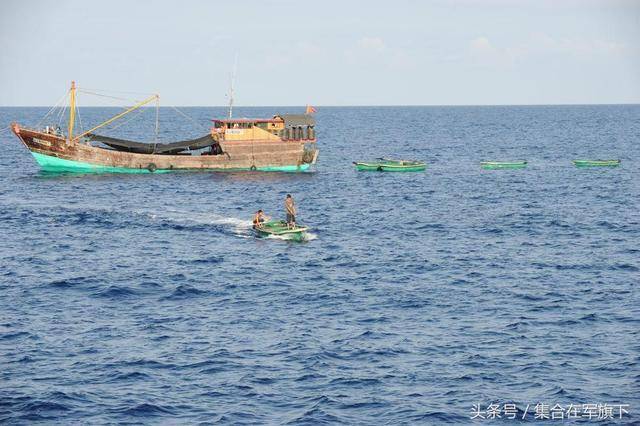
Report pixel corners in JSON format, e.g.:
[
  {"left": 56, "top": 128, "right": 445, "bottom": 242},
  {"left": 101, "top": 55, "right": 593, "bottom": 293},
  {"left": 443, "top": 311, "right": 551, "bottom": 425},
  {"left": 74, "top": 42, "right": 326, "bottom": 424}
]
[
  {"left": 357, "top": 37, "right": 386, "bottom": 52},
  {"left": 528, "top": 33, "right": 627, "bottom": 56},
  {"left": 262, "top": 41, "right": 327, "bottom": 70},
  {"left": 470, "top": 37, "right": 493, "bottom": 52},
  {"left": 344, "top": 37, "right": 415, "bottom": 70},
  {"left": 467, "top": 33, "right": 628, "bottom": 68},
  {"left": 468, "top": 36, "right": 517, "bottom": 67}
]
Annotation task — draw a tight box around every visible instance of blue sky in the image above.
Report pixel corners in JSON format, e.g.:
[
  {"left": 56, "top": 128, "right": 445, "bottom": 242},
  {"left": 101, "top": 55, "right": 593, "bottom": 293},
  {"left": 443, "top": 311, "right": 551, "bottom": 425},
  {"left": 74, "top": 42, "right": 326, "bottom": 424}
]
[{"left": 0, "top": 0, "right": 638, "bottom": 106}]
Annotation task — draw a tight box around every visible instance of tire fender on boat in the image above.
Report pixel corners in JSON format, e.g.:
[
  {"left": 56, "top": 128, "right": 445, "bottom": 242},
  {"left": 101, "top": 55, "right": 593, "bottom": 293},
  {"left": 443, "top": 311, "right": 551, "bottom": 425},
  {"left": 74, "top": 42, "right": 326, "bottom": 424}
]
[
  {"left": 147, "top": 163, "right": 157, "bottom": 172},
  {"left": 250, "top": 165, "right": 257, "bottom": 171}
]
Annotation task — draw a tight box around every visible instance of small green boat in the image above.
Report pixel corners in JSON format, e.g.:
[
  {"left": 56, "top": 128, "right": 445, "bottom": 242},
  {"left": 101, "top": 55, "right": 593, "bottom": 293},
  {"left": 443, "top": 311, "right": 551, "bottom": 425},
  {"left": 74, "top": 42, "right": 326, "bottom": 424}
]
[
  {"left": 253, "top": 220, "right": 309, "bottom": 241},
  {"left": 353, "top": 158, "right": 426, "bottom": 172},
  {"left": 480, "top": 161, "right": 527, "bottom": 170},
  {"left": 572, "top": 159, "right": 620, "bottom": 168}
]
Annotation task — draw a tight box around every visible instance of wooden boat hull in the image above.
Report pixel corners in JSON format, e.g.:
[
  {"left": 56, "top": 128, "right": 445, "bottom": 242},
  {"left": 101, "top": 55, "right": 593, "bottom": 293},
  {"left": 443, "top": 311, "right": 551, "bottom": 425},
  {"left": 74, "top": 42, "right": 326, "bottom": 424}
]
[
  {"left": 12, "top": 125, "right": 318, "bottom": 173},
  {"left": 481, "top": 161, "right": 527, "bottom": 170},
  {"left": 354, "top": 160, "right": 426, "bottom": 172},
  {"left": 572, "top": 159, "right": 620, "bottom": 168},
  {"left": 254, "top": 221, "right": 309, "bottom": 241}
]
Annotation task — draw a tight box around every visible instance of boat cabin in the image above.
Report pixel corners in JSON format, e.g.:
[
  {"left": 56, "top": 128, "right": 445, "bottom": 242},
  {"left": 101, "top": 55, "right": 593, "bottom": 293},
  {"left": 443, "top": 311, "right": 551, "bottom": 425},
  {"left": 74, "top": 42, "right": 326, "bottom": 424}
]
[{"left": 212, "top": 114, "right": 315, "bottom": 141}]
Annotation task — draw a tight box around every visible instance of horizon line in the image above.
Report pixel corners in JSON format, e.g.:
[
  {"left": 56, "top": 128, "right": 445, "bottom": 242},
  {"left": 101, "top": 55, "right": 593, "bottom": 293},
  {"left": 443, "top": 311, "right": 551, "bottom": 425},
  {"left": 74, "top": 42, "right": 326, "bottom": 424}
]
[{"left": 1, "top": 102, "right": 639, "bottom": 108}]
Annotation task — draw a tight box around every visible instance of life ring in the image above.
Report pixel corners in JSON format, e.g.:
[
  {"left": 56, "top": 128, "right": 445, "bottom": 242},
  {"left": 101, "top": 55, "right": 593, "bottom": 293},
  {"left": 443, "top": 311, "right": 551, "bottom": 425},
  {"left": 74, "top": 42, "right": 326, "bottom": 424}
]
[{"left": 147, "top": 163, "right": 157, "bottom": 172}]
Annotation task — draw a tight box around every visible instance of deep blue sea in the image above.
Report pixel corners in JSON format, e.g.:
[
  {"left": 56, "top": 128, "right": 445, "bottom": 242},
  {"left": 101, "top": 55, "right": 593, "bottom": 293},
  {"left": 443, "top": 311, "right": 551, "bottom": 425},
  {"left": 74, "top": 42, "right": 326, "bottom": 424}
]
[{"left": 1, "top": 105, "right": 639, "bottom": 424}]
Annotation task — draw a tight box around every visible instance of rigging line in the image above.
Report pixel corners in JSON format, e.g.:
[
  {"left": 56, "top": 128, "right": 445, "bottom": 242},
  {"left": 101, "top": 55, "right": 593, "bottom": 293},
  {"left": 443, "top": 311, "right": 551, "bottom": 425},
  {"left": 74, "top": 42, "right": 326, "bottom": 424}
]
[
  {"left": 56, "top": 103, "right": 66, "bottom": 129},
  {"left": 36, "top": 91, "right": 68, "bottom": 128},
  {"left": 58, "top": 93, "right": 67, "bottom": 123},
  {"left": 155, "top": 96, "right": 159, "bottom": 142},
  {"left": 76, "top": 104, "right": 84, "bottom": 137},
  {"left": 49, "top": 91, "right": 70, "bottom": 130},
  {"left": 54, "top": 105, "right": 63, "bottom": 125},
  {"left": 71, "top": 94, "right": 157, "bottom": 141},
  {"left": 55, "top": 107, "right": 63, "bottom": 128},
  {"left": 169, "top": 105, "right": 208, "bottom": 131},
  {"left": 83, "top": 100, "right": 151, "bottom": 134},
  {"left": 97, "top": 107, "right": 140, "bottom": 132},
  {"left": 77, "top": 89, "right": 142, "bottom": 103},
  {"left": 101, "top": 105, "right": 149, "bottom": 133},
  {"left": 56, "top": 101, "right": 68, "bottom": 129},
  {"left": 78, "top": 87, "right": 156, "bottom": 97},
  {"left": 38, "top": 92, "right": 67, "bottom": 125}
]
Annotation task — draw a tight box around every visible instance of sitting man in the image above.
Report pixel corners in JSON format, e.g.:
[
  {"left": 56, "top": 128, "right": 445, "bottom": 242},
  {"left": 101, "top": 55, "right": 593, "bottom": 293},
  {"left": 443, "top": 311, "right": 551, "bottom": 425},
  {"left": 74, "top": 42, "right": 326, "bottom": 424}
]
[{"left": 252, "top": 209, "right": 270, "bottom": 229}]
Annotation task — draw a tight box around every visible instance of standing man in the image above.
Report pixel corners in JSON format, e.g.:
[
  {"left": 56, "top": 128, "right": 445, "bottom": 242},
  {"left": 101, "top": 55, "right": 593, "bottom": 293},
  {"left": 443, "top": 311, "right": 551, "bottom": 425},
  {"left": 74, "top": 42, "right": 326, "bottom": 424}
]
[{"left": 285, "top": 194, "right": 296, "bottom": 229}]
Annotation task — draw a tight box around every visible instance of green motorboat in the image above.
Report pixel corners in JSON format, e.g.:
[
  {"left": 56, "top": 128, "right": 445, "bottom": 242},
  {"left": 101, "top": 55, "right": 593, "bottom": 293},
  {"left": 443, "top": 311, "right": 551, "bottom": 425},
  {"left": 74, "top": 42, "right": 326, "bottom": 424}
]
[
  {"left": 353, "top": 158, "right": 426, "bottom": 172},
  {"left": 253, "top": 220, "right": 310, "bottom": 241},
  {"left": 480, "top": 161, "right": 528, "bottom": 170},
  {"left": 572, "top": 159, "right": 621, "bottom": 168}
]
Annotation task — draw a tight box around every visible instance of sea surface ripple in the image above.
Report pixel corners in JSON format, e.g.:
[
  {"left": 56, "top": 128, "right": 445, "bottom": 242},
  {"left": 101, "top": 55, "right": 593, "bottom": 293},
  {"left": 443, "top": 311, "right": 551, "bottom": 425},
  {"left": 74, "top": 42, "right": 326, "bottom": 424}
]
[{"left": 1, "top": 105, "right": 639, "bottom": 424}]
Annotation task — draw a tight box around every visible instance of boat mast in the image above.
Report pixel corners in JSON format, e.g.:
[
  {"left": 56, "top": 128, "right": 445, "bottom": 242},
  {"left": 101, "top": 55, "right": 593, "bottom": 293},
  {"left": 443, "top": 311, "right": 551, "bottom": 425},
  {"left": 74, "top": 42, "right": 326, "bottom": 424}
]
[
  {"left": 68, "top": 81, "right": 76, "bottom": 140},
  {"left": 228, "top": 54, "right": 238, "bottom": 118}
]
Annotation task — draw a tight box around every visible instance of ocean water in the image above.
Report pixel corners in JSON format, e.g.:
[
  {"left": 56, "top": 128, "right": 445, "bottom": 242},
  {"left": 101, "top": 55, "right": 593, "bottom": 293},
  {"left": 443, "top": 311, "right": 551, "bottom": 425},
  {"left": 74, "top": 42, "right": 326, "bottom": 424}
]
[{"left": 0, "top": 105, "right": 639, "bottom": 424}]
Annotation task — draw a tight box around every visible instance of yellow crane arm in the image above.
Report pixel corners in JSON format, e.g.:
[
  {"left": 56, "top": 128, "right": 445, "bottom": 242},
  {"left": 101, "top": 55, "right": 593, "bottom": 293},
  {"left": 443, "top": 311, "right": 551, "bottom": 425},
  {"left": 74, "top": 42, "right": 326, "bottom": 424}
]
[{"left": 73, "top": 94, "right": 159, "bottom": 142}]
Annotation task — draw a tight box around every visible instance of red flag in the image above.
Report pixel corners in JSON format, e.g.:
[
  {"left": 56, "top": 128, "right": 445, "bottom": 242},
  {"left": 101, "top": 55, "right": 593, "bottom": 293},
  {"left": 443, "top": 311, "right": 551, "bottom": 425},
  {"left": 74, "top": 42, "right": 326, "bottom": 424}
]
[{"left": 305, "top": 105, "right": 317, "bottom": 114}]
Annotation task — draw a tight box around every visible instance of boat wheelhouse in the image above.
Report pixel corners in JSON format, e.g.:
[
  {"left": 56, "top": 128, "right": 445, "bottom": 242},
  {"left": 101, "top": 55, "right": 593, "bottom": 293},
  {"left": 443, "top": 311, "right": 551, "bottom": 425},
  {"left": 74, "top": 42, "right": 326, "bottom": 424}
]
[{"left": 213, "top": 114, "right": 316, "bottom": 142}]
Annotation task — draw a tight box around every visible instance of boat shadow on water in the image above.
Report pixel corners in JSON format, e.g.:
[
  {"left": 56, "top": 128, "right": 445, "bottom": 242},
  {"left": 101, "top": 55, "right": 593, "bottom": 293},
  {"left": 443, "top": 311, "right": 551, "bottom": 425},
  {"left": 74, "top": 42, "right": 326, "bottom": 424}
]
[
  {"left": 32, "top": 168, "right": 318, "bottom": 183},
  {"left": 212, "top": 170, "right": 317, "bottom": 184},
  {"left": 33, "top": 169, "right": 171, "bottom": 181},
  {"left": 256, "top": 232, "right": 316, "bottom": 243}
]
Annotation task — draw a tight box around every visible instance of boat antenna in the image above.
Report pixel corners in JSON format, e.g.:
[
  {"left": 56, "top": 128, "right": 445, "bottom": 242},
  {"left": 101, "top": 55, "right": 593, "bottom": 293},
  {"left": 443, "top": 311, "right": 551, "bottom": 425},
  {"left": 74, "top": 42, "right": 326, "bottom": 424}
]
[{"left": 228, "top": 53, "right": 238, "bottom": 119}]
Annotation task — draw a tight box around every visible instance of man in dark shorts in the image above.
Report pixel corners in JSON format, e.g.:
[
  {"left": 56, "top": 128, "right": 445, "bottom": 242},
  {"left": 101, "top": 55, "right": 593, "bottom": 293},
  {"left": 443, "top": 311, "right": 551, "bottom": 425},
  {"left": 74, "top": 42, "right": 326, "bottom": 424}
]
[{"left": 285, "top": 194, "right": 296, "bottom": 229}]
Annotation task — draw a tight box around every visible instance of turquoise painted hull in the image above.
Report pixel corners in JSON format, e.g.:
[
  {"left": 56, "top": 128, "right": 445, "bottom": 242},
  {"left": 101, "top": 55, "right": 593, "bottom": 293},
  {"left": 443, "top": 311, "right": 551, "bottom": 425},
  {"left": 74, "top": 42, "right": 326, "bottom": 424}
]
[
  {"left": 572, "top": 159, "right": 620, "bottom": 168},
  {"left": 254, "top": 221, "right": 309, "bottom": 241},
  {"left": 31, "top": 152, "right": 311, "bottom": 174},
  {"left": 354, "top": 159, "right": 426, "bottom": 172},
  {"left": 481, "top": 161, "right": 528, "bottom": 170}
]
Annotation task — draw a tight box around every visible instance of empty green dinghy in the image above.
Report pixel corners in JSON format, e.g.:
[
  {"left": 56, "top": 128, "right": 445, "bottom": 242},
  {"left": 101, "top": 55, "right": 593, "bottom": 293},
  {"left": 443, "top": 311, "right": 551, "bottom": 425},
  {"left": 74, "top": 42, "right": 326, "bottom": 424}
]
[
  {"left": 481, "top": 161, "right": 527, "bottom": 170},
  {"left": 353, "top": 158, "right": 426, "bottom": 172},
  {"left": 572, "top": 159, "right": 621, "bottom": 168},
  {"left": 253, "top": 221, "right": 310, "bottom": 241}
]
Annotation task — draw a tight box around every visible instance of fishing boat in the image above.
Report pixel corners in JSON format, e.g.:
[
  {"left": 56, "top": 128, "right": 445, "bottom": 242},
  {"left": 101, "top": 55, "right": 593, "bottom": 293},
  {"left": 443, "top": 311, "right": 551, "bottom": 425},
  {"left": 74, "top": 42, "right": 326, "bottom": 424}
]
[
  {"left": 572, "top": 159, "right": 620, "bottom": 168},
  {"left": 253, "top": 221, "right": 309, "bottom": 241},
  {"left": 10, "top": 82, "right": 318, "bottom": 173},
  {"left": 480, "top": 161, "right": 527, "bottom": 170},
  {"left": 353, "top": 158, "right": 426, "bottom": 172}
]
